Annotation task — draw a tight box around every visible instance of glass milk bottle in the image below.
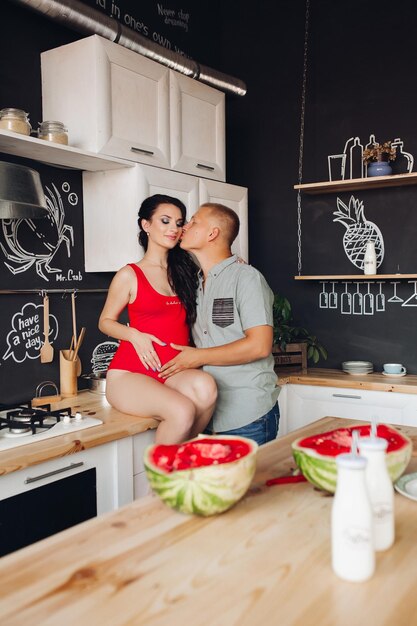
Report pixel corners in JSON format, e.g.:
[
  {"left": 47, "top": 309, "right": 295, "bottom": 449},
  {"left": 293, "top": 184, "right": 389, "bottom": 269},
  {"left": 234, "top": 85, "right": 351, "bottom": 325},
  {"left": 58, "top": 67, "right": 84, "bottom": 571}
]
[
  {"left": 364, "top": 241, "right": 377, "bottom": 275},
  {"left": 359, "top": 436, "right": 394, "bottom": 551},
  {"left": 331, "top": 453, "right": 375, "bottom": 582}
]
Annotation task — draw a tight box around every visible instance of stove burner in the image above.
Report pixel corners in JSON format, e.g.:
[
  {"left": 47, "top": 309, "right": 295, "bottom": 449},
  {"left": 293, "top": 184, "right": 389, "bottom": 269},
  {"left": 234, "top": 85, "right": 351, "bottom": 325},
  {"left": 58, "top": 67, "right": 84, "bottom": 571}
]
[
  {"left": 8, "top": 406, "right": 51, "bottom": 421},
  {"left": 0, "top": 404, "right": 73, "bottom": 436},
  {"left": 13, "top": 409, "right": 37, "bottom": 419},
  {"left": 0, "top": 403, "right": 103, "bottom": 451}
]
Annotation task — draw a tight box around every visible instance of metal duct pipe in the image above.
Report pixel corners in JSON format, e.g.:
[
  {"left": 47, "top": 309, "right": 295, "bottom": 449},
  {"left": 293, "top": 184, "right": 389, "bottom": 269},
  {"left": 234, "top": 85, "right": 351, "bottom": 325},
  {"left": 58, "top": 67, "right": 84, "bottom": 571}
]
[{"left": 10, "top": 0, "right": 247, "bottom": 96}]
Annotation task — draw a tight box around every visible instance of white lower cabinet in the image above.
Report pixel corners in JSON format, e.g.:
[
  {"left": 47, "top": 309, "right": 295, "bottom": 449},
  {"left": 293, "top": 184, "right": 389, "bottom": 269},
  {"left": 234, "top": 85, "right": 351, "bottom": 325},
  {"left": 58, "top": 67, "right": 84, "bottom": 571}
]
[
  {"left": 282, "top": 384, "right": 417, "bottom": 435},
  {"left": 132, "top": 429, "right": 156, "bottom": 499},
  {"left": 1, "top": 438, "right": 134, "bottom": 516}
]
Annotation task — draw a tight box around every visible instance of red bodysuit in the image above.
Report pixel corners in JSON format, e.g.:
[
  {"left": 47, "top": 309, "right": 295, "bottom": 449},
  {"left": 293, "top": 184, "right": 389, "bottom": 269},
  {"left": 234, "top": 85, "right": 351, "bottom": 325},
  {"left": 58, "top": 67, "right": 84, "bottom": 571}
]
[{"left": 108, "top": 264, "right": 189, "bottom": 382}]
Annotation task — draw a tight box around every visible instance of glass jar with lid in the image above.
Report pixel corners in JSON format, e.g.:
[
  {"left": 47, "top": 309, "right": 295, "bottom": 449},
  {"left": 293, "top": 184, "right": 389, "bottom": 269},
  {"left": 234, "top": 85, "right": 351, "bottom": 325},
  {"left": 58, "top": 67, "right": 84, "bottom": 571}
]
[
  {"left": 37, "top": 120, "right": 68, "bottom": 145},
  {"left": 0, "top": 108, "right": 31, "bottom": 136}
]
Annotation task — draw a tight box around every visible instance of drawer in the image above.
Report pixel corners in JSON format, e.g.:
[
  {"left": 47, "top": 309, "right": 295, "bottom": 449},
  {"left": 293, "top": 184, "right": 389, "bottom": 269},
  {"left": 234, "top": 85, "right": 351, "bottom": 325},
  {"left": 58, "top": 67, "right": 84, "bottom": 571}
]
[{"left": 286, "top": 384, "right": 417, "bottom": 432}]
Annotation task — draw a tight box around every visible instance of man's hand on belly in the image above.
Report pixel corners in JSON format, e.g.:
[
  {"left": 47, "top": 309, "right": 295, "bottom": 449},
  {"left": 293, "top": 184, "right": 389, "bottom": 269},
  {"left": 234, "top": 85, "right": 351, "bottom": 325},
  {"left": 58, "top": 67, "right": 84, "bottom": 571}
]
[{"left": 158, "top": 345, "right": 203, "bottom": 379}]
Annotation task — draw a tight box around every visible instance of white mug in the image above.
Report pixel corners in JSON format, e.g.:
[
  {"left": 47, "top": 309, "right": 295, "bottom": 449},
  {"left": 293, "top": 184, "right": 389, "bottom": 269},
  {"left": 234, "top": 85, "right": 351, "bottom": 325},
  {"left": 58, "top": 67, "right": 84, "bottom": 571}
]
[{"left": 383, "top": 363, "right": 406, "bottom": 375}]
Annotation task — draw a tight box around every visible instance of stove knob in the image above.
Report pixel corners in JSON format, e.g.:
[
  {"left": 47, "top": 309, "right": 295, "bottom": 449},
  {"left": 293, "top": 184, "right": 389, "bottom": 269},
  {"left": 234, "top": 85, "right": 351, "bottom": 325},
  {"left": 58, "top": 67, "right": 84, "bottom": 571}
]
[
  {"left": 63, "top": 415, "right": 71, "bottom": 425},
  {"left": 75, "top": 412, "right": 83, "bottom": 422}
]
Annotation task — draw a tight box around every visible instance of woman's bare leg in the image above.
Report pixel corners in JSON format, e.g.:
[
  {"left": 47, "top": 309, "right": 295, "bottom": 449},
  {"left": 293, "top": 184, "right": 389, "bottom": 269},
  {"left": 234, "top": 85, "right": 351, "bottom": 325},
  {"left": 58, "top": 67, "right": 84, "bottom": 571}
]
[
  {"left": 106, "top": 370, "right": 196, "bottom": 444},
  {"left": 165, "top": 370, "right": 217, "bottom": 438}
]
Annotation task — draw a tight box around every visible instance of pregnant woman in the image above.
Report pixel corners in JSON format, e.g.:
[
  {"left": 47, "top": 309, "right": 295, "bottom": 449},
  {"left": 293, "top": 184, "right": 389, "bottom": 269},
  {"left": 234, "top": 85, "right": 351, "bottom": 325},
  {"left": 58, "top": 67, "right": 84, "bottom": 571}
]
[{"left": 99, "top": 194, "right": 217, "bottom": 444}]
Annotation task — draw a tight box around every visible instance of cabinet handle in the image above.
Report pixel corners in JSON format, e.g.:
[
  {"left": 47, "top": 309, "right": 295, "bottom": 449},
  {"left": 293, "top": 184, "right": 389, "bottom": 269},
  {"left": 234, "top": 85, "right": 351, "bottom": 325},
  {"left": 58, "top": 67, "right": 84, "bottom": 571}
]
[
  {"left": 24, "top": 461, "right": 84, "bottom": 484},
  {"left": 332, "top": 394, "right": 362, "bottom": 400},
  {"left": 131, "top": 147, "right": 154, "bottom": 156},
  {"left": 196, "top": 163, "right": 215, "bottom": 171}
]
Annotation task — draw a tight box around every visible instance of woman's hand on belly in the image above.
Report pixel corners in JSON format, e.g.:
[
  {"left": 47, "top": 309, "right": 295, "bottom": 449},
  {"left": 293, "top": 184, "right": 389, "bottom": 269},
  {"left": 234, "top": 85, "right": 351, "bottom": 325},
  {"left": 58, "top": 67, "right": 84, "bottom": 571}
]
[
  {"left": 158, "top": 344, "right": 203, "bottom": 379},
  {"left": 129, "top": 328, "right": 167, "bottom": 372}
]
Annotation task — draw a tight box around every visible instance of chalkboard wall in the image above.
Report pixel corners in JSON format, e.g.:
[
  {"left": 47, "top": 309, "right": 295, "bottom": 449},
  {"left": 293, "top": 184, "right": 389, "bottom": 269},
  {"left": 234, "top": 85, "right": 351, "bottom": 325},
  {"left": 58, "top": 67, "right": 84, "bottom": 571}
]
[
  {"left": 220, "top": 0, "right": 417, "bottom": 375},
  {"left": 2, "top": 0, "right": 417, "bottom": 404}
]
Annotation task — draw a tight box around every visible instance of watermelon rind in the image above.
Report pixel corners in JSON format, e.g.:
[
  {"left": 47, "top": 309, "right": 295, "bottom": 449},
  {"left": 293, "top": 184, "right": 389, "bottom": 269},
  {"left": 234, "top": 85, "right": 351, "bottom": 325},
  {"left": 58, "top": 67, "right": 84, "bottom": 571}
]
[
  {"left": 292, "top": 425, "right": 412, "bottom": 494},
  {"left": 144, "top": 434, "right": 258, "bottom": 516}
]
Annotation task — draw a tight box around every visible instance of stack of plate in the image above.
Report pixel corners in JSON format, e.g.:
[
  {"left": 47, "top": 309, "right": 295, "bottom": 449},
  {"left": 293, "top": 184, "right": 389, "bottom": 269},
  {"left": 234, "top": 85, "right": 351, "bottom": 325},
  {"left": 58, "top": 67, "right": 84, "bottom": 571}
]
[{"left": 342, "top": 360, "right": 374, "bottom": 375}]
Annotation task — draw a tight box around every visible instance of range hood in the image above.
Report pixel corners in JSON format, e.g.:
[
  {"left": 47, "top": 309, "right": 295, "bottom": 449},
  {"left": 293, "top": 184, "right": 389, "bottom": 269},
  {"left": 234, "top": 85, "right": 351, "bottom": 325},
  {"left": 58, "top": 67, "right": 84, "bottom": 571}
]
[{"left": 0, "top": 161, "right": 48, "bottom": 219}]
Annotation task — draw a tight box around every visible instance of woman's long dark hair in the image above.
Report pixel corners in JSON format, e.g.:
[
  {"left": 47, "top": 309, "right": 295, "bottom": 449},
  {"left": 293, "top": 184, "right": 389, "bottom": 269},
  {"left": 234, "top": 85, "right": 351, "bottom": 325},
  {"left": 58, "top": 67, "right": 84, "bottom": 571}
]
[{"left": 138, "top": 194, "right": 198, "bottom": 326}]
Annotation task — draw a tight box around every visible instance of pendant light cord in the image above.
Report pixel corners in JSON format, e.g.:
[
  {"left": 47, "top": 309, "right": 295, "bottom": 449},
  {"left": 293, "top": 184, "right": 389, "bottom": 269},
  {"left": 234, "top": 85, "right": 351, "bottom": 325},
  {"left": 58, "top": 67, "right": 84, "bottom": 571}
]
[{"left": 297, "top": 0, "right": 310, "bottom": 275}]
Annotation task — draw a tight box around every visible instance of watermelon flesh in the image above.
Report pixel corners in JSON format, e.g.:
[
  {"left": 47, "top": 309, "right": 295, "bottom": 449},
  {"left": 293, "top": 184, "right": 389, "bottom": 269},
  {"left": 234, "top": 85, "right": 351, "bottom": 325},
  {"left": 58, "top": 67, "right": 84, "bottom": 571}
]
[
  {"left": 144, "top": 435, "right": 258, "bottom": 516},
  {"left": 292, "top": 424, "right": 412, "bottom": 493}
]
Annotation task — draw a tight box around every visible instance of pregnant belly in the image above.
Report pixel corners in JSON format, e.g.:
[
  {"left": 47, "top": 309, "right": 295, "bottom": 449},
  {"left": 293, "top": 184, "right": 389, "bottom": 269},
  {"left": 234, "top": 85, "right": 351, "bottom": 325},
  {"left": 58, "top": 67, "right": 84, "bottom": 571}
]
[{"left": 109, "top": 339, "right": 186, "bottom": 372}]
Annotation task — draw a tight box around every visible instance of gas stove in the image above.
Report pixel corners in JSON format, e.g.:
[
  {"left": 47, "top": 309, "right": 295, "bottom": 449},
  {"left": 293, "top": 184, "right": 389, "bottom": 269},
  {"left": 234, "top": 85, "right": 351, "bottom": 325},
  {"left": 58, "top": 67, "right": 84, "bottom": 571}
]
[{"left": 0, "top": 402, "right": 103, "bottom": 451}]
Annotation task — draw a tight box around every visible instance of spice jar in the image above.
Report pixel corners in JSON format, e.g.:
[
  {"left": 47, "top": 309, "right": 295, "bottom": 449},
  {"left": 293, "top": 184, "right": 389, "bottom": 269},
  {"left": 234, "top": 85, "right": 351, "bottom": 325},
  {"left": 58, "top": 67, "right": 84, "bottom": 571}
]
[
  {"left": 37, "top": 121, "right": 68, "bottom": 145},
  {"left": 0, "top": 108, "right": 31, "bottom": 136}
]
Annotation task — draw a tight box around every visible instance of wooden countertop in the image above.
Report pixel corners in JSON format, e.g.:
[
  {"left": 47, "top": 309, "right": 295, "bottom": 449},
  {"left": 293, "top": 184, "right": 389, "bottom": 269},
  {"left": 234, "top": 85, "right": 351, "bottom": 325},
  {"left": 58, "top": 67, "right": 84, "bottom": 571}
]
[
  {"left": 2, "top": 369, "right": 417, "bottom": 477},
  {"left": 0, "top": 417, "right": 416, "bottom": 626},
  {"left": 280, "top": 367, "right": 417, "bottom": 394},
  {"left": 0, "top": 391, "right": 158, "bottom": 477}
]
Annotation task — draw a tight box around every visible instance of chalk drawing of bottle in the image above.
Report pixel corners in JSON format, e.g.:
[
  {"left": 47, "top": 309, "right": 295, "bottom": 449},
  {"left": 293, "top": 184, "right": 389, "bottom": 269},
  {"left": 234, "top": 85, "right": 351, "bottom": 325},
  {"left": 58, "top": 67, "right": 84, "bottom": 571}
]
[
  {"left": 390, "top": 138, "right": 414, "bottom": 174},
  {"left": 350, "top": 137, "right": 364, "bottom": 180},
  {"left": 364, "top": 134, "right": 377, "bottom": 178}
]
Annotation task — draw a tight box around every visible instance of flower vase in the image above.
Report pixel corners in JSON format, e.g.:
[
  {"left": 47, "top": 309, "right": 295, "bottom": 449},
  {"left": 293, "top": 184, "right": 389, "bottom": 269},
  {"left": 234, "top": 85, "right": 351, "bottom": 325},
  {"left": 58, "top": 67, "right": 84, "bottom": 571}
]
[{"left": 367, "top": 160, "right": 392, "bottom": 177}]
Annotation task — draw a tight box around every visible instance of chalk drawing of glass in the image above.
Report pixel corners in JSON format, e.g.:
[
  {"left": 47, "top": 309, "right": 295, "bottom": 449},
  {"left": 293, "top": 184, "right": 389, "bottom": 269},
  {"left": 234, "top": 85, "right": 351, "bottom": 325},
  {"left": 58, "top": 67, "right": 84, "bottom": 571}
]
[
  {"left": 363, "top": 283, "right": 374, "bottom": 315},
  {"left": 319, "top": 282, "right": 329, "bottom": 308},
  {"left": 376, "top": 282, "right": 386, "bottom": 312},
  {"left": 341, "top": 282, "right": 352, "bottom": 314},
  {"left": 352, "top": 282, "right": 363, "bottom": 315},
  {"left": 328, "top": 153, "right": 347, "bottom": 181},
  {"left": 402, "top": 281, "right": 417, "bottom": 307},
  {"left": 388, "top": 281, "right": 403, "bottom": 304},
  {"left": 328, "top": 282, "right": 338, "bottom": 308}
]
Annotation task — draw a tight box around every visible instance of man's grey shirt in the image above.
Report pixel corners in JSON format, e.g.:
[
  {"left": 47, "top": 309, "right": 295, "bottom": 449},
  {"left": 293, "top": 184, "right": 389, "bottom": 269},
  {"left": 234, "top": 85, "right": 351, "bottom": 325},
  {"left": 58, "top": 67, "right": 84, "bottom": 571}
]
[{"left": 192, "top": 255, "right": 279, "bottom": 432}]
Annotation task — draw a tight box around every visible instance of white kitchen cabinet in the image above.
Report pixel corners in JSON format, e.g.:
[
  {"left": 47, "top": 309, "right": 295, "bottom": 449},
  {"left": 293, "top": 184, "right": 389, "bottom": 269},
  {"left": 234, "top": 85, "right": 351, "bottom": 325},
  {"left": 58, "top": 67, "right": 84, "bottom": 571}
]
[
  {"left": 170, "top": 72, "right": 225, "bottom": 181},
  {"left": 132, "top": 429, "right": 155, "bottom": 499},
  {"left": 82, "top": 164, "right": 199, "bottom": 272},
  {"left": 199, "top": 179, "right": 248, "bottom": 261},
  {"left": 283, "top": 384, "right": 417, "bottom": 435},
  {"left": 1, "top": 438, "right": 133, "bottom": 515},
  {"left": 41, "top": 35, "right": 171, "bottom": 168},
  {"left": 41, "top": 35, "right": 225, "bottom": 180}
]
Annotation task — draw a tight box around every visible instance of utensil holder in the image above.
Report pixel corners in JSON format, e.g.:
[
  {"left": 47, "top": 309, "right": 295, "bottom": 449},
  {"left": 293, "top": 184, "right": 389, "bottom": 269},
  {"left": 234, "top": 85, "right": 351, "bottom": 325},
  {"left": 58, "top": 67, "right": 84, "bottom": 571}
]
[{"left": 59, "top": 350, "right": 81, "bottom": 397}]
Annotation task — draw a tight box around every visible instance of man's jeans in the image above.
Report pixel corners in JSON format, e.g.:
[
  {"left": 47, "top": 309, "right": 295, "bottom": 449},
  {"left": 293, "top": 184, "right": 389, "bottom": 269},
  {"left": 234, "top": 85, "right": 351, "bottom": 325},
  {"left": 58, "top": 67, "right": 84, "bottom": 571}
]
[{"left": 206, "top": 403, "right": 280, "bottom": 446}]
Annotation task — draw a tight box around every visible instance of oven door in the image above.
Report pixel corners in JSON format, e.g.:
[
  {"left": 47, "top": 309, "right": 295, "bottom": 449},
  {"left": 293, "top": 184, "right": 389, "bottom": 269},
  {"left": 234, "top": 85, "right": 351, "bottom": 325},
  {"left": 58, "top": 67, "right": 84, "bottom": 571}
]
[{"left": 0, "top": 438, "right": 133, "bottom": 557}]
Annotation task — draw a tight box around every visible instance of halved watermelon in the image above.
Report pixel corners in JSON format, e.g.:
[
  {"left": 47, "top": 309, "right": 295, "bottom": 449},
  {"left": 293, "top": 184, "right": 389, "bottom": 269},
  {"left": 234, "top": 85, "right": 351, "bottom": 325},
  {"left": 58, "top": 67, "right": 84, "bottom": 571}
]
[
  {"left": 144, "top": 434, "right": 258, "bottom": 516},
  {"left": 292, "top": 424, "right": 412, "bottom": 493}
]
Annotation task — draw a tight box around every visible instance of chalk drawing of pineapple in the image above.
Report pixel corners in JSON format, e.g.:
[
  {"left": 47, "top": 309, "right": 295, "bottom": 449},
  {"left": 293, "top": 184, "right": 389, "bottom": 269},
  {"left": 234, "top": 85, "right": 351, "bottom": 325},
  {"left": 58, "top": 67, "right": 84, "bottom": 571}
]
[{"left": 333, "top": 195, "right": 384, "bottom": 270}]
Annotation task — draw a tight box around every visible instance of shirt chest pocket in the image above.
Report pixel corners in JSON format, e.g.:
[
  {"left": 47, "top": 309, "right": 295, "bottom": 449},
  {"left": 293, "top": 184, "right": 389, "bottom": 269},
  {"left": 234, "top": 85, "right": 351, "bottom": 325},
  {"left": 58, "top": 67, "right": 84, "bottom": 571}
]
[{"left": 212, "top": 298, "right": 234, "bottom": 328}]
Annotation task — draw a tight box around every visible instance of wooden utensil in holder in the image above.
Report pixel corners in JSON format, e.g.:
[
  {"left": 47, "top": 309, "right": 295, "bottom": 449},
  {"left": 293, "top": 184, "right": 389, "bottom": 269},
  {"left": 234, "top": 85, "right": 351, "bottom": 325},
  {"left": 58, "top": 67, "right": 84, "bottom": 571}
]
[{"left": 40, "top": 294, "right": 54, "bottom": 363}]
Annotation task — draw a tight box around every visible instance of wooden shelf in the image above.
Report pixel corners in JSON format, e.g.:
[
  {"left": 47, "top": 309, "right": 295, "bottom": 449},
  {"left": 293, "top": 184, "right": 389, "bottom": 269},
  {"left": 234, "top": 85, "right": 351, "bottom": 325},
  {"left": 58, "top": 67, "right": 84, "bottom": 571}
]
[
  {"left": 294, "top": 172, "right": 417, "bottom": 194},
  {"left": 294, "top": 274, "right": 417, "bottom": 280},
  {"left": 0, "top": 129, "right": 134, "bottom": 172}
]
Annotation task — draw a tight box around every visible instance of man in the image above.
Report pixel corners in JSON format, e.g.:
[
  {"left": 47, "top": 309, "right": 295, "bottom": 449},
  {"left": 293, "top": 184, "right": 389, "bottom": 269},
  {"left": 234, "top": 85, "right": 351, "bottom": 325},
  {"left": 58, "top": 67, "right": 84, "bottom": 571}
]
[{"left": 159, "top": 202, "right": 279, "bottom": 445}]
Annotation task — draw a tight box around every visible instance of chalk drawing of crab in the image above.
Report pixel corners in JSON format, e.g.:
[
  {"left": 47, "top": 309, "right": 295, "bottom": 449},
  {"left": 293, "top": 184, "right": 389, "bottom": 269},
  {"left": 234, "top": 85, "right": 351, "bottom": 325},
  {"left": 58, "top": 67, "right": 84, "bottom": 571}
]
[{"left": 0, "top": 183, "right": 74, "bottom": 281}]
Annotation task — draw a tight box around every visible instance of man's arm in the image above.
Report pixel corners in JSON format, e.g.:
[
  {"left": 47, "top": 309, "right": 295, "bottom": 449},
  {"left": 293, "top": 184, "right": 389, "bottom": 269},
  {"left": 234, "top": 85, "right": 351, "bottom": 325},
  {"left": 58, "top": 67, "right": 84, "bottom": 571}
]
[{"left": 158, "top": 325, "right": 273, "bottom": 379}]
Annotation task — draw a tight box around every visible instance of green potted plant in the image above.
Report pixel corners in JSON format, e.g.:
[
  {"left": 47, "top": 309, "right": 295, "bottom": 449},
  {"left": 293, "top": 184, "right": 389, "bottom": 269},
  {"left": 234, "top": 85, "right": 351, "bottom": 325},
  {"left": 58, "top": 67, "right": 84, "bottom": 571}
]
[{"left": 272, "top": 294, "right": 327, "bottom": 366}]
